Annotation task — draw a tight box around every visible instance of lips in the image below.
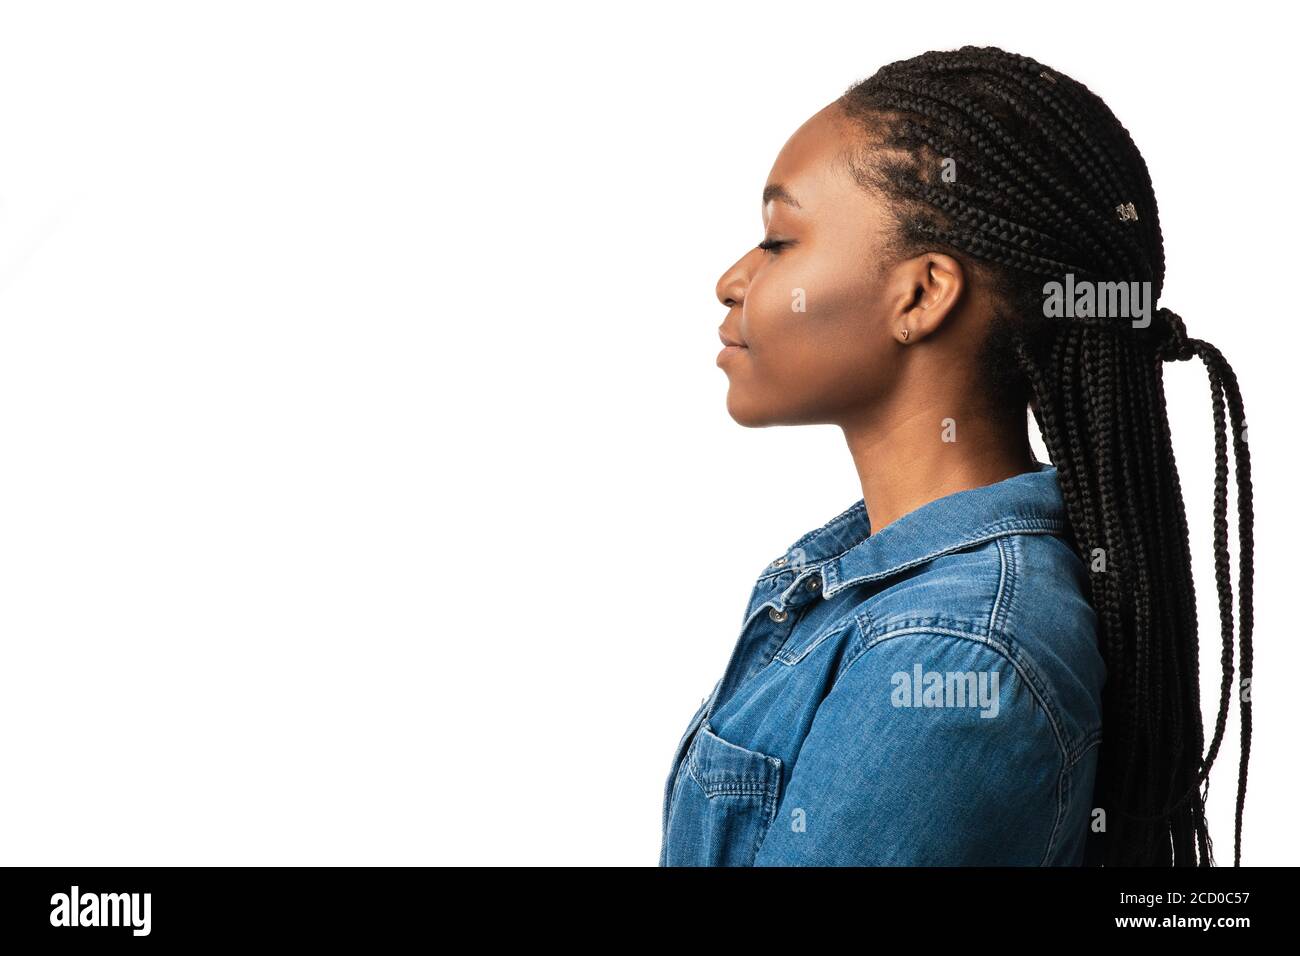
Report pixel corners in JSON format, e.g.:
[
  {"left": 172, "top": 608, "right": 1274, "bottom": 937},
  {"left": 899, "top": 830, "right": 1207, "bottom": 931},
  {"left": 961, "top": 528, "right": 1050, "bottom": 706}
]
[
  {"left": 718, "top": 327, "right": 747, "bottom": 348},
  {"left": 716, "top": 326, "right": 748, "bottom": 369}
]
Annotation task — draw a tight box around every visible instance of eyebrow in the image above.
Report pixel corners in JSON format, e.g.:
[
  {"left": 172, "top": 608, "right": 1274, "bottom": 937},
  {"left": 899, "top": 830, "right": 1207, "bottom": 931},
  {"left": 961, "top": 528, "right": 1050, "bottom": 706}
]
[{"left": 762, "top": 183, "right": 802, "bottom": 209}]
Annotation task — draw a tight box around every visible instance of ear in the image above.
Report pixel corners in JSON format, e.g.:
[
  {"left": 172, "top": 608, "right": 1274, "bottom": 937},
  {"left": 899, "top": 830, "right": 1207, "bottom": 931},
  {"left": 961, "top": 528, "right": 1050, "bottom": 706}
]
[{"left": 889, "top": 252, "right": 965, "bottom": 345}]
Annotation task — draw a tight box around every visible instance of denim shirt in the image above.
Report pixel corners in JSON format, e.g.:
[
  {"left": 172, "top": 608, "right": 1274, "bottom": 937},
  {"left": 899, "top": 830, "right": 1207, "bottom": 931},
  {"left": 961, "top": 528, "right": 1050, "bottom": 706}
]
[{"left": 659, "top": 462, "right": 1105, "bottom": 866}]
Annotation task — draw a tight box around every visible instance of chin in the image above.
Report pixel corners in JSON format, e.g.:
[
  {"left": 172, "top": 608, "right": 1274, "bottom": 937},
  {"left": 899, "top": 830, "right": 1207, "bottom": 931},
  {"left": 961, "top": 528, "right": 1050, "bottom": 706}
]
[
  {"left": 724, "top": 391, "right": 780, "bottom": 427},
  {"left": 726, "top": 388, "right": 831, "bottom": 427}
]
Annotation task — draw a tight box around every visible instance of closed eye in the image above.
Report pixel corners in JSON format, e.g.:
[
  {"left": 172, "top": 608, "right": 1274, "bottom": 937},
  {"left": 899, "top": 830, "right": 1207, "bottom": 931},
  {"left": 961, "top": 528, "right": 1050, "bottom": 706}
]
[{"left": 757, "top": 238, "right": 791, "bottom": 254}]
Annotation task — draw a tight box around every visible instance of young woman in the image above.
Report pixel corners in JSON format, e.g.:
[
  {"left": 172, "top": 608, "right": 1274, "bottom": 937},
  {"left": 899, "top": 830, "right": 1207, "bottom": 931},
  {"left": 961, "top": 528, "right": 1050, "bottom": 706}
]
[{"left": 659, "top": 46, "right": 1252, "bottom": 867}]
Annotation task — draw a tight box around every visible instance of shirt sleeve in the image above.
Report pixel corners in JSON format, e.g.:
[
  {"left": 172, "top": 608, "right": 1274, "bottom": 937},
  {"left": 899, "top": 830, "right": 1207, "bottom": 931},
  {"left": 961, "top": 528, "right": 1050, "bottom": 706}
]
[{"left": 752, "top": 629, "right": 1064, "bottom": 865}]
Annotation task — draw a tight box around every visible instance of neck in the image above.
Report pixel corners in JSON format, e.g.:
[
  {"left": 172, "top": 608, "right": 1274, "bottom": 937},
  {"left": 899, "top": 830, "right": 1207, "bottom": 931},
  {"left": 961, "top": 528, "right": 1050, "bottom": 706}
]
[{"left": 840, "top": 401, "right": 1036, "bottom": 533}]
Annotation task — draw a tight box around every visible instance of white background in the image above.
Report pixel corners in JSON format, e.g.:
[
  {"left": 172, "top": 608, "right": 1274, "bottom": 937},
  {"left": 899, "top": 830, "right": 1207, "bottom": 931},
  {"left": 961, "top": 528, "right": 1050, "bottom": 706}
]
[{"left": 0, "top": 0, "right": 1293, "bottom": 865}]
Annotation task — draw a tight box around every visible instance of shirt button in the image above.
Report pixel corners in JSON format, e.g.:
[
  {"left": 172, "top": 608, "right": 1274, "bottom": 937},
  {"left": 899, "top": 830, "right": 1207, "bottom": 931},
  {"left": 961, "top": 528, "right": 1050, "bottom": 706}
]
[
  {"left": 768, "top": 607, "right": 789, "bottom": 623},
  {"left": 771, "top": 556, "right": 788, "bottom": 568},
  {"left": 806, "top": 577, "right": 821, "bottom": 591}
]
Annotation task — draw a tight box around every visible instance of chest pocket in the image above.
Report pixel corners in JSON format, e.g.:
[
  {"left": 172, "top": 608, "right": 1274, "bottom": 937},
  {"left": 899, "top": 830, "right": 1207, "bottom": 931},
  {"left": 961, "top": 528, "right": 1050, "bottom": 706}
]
[{"left": 661, "top": 719, "right": 783, "bottom": 866}]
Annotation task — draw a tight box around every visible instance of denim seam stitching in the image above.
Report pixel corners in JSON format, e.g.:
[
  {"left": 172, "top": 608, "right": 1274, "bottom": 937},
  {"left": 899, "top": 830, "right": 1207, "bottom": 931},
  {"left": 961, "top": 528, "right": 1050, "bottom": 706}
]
[
  {"left": 686, "top": 725, "right": 782, "bottom": 797},
  {"left": 824, "top": 522, "right": 1067, "bottom": 596},
  {"left": 1065, "top": 734, "right": 1102, "bottom": 770},
  {"left": 993, "top": 534, "right": 1061, "bottom": 867},
  {"left": 1039, "top": 754, "right": 1069, "bottom": 866},
  {"left": 754, "top": 503, "right": 870, "bottom": 582},
  {"left": 1043, "top": 738, "right": 1104, "bottom": 865},
  {"left": 756, "top": 555, "right": 837, "bottom": 584},
  {"left": 849, "top": 605, "right": 876, "bottom": 669},
  {"left": 686, "top": 758, "right": 771, "bottom": 797},
  {"left": 662, "top": 759, "right": 692, "bottom": 863},
  {"left": 747, "top": 758, "right": 783, "bottom": 862},
  {"left": 774, "top": 619, "right": 853, "bottom": 666},
  {"left": 989, "top": 537, "right": 1016, "bottom": 635},
  {"left": 995, "top": 535, "right": 1066, "bottom": 869}
]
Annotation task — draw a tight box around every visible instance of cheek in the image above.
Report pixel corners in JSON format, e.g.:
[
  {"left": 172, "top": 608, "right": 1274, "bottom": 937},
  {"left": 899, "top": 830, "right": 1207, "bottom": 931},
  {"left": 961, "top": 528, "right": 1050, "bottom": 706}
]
[
  {"left": 746, "top": 263, "right": 885, "bottom": 374},
  {"left": 742, "top": 271, "right": 802, "bottom": 335}
]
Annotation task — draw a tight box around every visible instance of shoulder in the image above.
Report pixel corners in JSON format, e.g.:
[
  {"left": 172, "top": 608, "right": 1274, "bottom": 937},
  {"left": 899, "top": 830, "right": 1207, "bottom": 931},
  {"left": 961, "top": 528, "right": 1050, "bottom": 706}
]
[
  {"left": 763, "top": 615, "right": 1069, "bottom": 864},
  {"left": 835, "top": 529, "right": 1104, "bottom": 755}
]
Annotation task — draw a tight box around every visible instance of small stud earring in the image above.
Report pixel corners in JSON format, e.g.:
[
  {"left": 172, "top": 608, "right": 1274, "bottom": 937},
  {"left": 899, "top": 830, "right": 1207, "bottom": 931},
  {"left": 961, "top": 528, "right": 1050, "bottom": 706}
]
[{"left": 900, "top": 328, "right": 910, "bottom": 341}]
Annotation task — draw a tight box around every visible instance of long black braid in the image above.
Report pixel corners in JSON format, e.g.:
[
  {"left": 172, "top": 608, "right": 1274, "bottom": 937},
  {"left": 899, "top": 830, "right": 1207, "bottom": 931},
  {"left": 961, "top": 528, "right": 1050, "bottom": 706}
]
[{"left": 838, "top": 46, "right": 1252, "bottom": 866}]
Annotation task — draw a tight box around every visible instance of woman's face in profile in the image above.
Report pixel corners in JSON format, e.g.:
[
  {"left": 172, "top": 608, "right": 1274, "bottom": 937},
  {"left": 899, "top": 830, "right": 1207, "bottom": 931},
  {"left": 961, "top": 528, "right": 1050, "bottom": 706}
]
[{"left": 714, "top": 102, "right": 906, "bottom": 429}]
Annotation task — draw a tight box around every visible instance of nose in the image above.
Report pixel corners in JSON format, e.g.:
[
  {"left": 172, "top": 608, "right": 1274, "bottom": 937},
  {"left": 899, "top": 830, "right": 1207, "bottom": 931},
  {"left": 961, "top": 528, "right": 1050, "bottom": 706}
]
[{"left": 716, "top": 254, "right": 750, "bottom": 309}]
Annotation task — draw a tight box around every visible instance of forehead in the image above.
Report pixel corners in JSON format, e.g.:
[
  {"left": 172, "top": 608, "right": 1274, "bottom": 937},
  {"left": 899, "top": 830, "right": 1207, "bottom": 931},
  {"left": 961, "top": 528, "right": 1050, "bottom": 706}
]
[{"left": 763, "top": 103, "right": 861, "bottom": 216}]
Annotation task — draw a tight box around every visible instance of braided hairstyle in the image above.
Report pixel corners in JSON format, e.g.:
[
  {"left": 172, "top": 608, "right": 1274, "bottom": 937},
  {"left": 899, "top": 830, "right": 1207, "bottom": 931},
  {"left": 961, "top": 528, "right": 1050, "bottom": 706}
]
[{"left": 837, "top": 46, "right": 1252, "bottom": 866}]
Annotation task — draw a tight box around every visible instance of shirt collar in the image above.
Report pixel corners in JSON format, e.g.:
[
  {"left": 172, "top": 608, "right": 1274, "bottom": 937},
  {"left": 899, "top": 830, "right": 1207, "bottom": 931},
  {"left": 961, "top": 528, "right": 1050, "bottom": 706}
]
[{"left": 759, "top": 461, "right": 1069, "bottom": 599}]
